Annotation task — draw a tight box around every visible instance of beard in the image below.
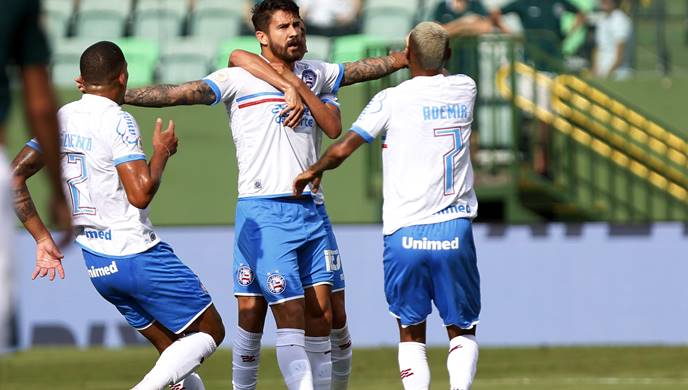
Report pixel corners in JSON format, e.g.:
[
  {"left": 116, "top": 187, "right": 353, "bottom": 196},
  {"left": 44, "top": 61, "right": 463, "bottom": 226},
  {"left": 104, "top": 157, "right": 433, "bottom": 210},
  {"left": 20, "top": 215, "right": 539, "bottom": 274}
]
[{"left": 269, "top": 39, "right": 307, "bottom": 62}]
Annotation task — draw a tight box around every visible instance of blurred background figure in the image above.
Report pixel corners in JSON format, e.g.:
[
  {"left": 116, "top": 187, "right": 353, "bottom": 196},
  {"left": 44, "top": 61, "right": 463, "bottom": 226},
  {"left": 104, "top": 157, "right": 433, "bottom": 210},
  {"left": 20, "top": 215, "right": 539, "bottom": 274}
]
[
  {"left": 592, "top": 0, "right": 632, "bottom": 79},
  {"left": 297, "top": 0, "right": 362, "bottom": 36},
  {"left": 491, "top": 0, "right": 586, "bottom": 72},
  {"left": 432, "top": 0, "right": 493, "bottom": 37}
]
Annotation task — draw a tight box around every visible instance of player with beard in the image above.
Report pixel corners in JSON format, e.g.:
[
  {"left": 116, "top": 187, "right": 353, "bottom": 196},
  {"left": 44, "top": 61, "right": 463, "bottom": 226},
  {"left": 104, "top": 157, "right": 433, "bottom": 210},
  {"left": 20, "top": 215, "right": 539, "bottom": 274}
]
[{"left": 101, "top": 1, "right": 407, "bottom": 388}]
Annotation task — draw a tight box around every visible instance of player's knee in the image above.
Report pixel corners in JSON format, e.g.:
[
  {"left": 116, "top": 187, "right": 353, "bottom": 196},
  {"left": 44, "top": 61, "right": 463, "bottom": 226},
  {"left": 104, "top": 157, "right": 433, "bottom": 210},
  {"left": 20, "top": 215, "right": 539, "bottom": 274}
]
[
  {"left": 332, "top": 307, "right": 347, "bottom": 330},
  {"left": 210, "top": 318, "right": 226, "bottom": 346}
]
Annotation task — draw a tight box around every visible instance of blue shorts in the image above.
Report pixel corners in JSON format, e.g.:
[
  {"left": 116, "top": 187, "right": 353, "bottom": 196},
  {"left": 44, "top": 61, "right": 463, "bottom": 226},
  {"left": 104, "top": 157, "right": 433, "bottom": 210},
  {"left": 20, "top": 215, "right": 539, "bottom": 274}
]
[
  {"left": 233, "top": 197, "right": 334, "bottom": 304},
  {"left": 83, "top": 242, "right": 213, "bottom": 334},
  {"left": 316, "top": 203, "right": 345, "bottom": 292},
  {"left": 383, "top": 218, "right": 480, "bottom": 328}
]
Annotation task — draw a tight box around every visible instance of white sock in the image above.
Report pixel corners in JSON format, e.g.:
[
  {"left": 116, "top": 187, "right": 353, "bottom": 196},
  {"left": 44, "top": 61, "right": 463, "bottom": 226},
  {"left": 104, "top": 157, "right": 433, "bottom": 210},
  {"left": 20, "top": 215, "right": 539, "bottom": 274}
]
[
  {"left": 275, "top": 328, "right": 313, "bottom": 390},
  {"left": 170, "top": 372, "right": 205, "bottom": 390},
  {"left": 305, "top": 335, "right": 332, "bottom": 390},
  {"left": 330, "top": 325, "right": 352, "bottom": 390},
  {"left": 232, "top": 327, "right": 263, "bottom": 390},
  {"left": 398, "top": 342, "right": 430, "bottom": 390},
  {"left": 447, "top": 335, "right": 479, "bottom": 390},
  {"left": 132, "top": 332, "right": 217, "bottom": 390}
]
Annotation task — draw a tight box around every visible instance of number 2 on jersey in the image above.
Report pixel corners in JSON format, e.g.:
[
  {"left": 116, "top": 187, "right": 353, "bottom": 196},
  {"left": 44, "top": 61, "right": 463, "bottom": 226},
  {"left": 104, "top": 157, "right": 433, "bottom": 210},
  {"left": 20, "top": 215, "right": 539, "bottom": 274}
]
[
  {"left": 433, "top": 127, "right": 463, "bottom": 196},
  {"left": 65, "top": 153, "right": 96, "bottom": 216}
]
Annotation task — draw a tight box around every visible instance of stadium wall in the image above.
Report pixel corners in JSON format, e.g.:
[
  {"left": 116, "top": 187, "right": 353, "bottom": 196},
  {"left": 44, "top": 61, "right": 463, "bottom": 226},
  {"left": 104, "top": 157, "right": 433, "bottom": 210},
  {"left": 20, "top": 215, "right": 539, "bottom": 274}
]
[{"left": 12, "top": 223, "right": 688, "bottom": 349}]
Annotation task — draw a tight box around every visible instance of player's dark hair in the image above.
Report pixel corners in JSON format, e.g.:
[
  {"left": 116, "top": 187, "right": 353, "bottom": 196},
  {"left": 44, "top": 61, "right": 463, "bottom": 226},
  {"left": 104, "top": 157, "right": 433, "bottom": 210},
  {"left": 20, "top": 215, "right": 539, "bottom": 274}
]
[
  {"left": 80, "top": 41, "right": 126, "bottom": 85},
  {"left": 251, "top": 0, "right": 300, "bottom": 32}
]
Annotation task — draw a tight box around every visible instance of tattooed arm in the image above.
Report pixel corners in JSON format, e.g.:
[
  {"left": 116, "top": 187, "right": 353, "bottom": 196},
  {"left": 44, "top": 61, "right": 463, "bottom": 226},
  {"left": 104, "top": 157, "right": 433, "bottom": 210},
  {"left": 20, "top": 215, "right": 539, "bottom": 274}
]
[
  {"left": 11, "top": 146, "right": 66, "bottom": 281},
  {"left": 340, "top": 51, "right": 408, "bottom": 87},
  {"left": 124, "top": 80, "right": 217, "bottom": 107}
]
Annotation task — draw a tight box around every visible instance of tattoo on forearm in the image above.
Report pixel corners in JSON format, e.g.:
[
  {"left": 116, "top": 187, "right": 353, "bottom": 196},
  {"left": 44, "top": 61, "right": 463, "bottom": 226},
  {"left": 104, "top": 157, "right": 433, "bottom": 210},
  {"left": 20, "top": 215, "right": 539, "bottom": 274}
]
[
  {"left": 10, "top": 149, "right": 45, "bottom": 223},
  {"left": 124, "top": 81, "right": 216, "bottom": 107},
  {"left": 341, "top": 55, "right": 404, "bottom": 86}
]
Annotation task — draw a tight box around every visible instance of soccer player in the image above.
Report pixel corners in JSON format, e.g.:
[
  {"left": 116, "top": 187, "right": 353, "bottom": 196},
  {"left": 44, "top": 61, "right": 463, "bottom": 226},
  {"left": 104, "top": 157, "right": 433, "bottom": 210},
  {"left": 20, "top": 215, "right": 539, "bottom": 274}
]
[
  {"left": 294, "top": 22, "right": 481, "bottom": 390},
  {"left": 11, "top": 41, "right": 224, "bottom": 390},
  {"left": 0, "top": 0, "right": 71, "bottom": 354}
]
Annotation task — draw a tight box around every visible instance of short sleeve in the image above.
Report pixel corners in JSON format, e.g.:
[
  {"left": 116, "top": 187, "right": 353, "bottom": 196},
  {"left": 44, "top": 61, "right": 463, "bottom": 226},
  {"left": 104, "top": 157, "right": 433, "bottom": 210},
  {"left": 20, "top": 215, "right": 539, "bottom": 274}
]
[
  {"left": 26, "top": 138, "right": 42, "bottom": 153},
  {"left": 11, "top": 0, "right": 50, "bottom": 66},
  {"left": 112, "top": 112, "right": 146, "bottom": 166},
  {"left": 319, "top": 93, "right": 340, "bottom": 110},
  {"left": 350, "top": 90, "right": 391, "bottom": 143},
  {"left": 321, "top": 62, "right": 345, "bottom": 95},
  {"left": 202, "top": 68, "right": 243, "bottom": 105}
]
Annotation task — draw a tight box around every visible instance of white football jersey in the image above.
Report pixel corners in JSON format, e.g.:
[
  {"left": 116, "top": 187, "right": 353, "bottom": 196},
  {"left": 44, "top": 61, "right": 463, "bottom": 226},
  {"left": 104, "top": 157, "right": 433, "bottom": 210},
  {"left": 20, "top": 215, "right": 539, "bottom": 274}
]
[
  {"left": 350, "top": 74, "right": 478, "bottom": 235},
  {"left": 27, "top": 94, "right": 159, "bottom": 256},
  {"left": 203, "top": 60, "right": 343, "bottom": 198}
]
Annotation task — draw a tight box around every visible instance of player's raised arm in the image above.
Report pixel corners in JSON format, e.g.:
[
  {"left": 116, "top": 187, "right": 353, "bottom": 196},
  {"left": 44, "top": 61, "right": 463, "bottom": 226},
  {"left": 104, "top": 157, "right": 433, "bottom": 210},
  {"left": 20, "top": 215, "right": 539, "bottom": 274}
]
[
  {"left": 340, "top": 51, "right": 408, "bottom": 87},
  {"left": 123, "top": 80, "right": 217, "bottom": 107},
  {"left": 10, "top": 146, "right": 65, "bottom": 281},
  {"left": 116, "top": 118, "right": 177, "bottom": 209}
]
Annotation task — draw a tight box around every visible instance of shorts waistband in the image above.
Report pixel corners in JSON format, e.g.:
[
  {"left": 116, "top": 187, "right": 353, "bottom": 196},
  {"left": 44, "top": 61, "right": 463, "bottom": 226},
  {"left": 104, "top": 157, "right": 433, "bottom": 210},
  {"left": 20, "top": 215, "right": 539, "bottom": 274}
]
[{"left": 238, "top": 195, "right": 314, "bottom": 204}]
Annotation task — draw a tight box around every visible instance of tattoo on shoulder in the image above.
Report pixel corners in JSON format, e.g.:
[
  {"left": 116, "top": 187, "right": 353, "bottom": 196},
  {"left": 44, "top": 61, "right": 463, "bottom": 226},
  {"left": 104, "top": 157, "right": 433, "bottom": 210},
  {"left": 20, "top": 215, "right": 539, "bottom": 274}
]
[
  {"left": 124, "top": 80, "right": 216, "bottom": 107},
  {"left": 341, "top": 55, "right": 403, "bottom": 86}
]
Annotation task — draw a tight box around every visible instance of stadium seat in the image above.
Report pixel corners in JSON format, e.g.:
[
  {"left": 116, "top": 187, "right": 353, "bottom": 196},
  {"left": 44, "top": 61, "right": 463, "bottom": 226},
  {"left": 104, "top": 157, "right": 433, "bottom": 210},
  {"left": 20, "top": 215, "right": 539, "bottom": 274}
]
[
  {"left": 366, "top": 0, "right": 420, "bottom": 15},
  {"left": 159, "top": 38, "right": 216, "bottom": 83},
  {"left": 194, "top": 0, "right": 244, "bottom": 15},
  {"left": 215, "top": 37, "right": 261, "bottom": 70},
  {"left": 362, "top": 7, "right": 415, "bottom": 41},
  {"left": 115, "top": 38, "right": 159, "bottom": 87},
  {"left": 77, "top": 0, "right": 132, "bottom": 15},
  {"left": 132, "top": 0, "right": 188, "bottom": 42},
  {"left": 51, "top": 38, "right": 100, "bottom": 86},
  {"left": 42, "top": 0, "right": 74, "bottom": 41},
  {"left": 303, "top": 35, "right": 332, "bottom": 61},
  {"left": 331, "top": 34, "right": 402, "bottom": 63},
  {"left": 74, "top": 11, "right": 126, "bottom": 39},
  {"left": 189, "top": 4, "right": 243, "bottom": 43}
]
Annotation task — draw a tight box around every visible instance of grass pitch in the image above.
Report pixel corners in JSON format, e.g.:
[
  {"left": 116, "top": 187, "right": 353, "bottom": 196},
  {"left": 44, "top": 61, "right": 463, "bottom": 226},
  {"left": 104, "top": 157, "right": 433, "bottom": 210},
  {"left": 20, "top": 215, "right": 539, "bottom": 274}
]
[{"left": 1, "top": 346, "right": 687, "bottom": 389}]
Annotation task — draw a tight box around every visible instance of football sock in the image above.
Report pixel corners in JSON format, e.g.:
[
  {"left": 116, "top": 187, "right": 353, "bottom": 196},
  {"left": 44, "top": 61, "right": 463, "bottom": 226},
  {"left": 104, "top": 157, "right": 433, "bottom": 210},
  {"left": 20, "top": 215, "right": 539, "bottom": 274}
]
[
  {"left": 275, "top": 328, "right": 313, "bottom": 390},
  {"left": 398, "top": 342, "right": 430, "bottom": 390},
  {"left": 170, "top": 372, "right": 204, "bottom": 390},
  {"left": 330, "top": 325, "right": 352, "bottom": 390},
  {"left": 305, "top": 335, "right": 332, "bottom": 390},
  {"left": 232, "top": 327, "right": 263, "bottom": 390},
  {"left": 447, "top": 335, "right": 479, "bottom": 390},
  {"left": 132, "top": 332, "right": 217, "bottom": 390}
]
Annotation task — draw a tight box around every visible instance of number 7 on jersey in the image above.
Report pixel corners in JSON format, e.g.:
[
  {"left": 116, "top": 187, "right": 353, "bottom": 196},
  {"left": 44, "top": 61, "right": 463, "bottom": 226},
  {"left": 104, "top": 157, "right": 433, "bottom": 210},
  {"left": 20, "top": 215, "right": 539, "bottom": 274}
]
[{"left": 433, "top": 127, "right": 463, "bottom": 196}]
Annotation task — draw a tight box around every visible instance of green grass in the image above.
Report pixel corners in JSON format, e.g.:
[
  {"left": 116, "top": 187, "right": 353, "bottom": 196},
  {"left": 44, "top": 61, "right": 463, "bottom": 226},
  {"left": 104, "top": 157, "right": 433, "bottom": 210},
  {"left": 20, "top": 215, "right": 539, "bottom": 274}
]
[{"left": 1, "top": 346, "right": 688, "bottom": 389}]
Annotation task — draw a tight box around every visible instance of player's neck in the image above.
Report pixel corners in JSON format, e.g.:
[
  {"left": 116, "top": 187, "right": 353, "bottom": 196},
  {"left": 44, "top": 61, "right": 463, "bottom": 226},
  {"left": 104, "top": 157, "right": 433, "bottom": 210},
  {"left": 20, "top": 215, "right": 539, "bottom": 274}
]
[
  {"left": 260, "top": 50, "right": 295, "bottom": 70},
  {"left": 409, "top": 67, "right": 442, "bottom": 78}
]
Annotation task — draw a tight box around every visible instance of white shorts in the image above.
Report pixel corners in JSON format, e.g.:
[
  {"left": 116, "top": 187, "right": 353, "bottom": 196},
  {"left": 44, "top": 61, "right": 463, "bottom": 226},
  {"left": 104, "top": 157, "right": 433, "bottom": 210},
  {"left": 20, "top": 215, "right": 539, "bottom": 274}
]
[{"left": 0, "top": 147, "right": 14, "bottom": 353}]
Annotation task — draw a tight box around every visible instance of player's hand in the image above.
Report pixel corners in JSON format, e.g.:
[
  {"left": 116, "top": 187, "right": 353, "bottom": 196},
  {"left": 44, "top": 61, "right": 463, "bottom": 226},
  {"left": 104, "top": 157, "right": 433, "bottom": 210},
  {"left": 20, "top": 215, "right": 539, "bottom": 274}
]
[
  {"left": 281, "top": 86, "right": 305, "bottom": 128},
  {"left": 49, "top": 193, "right": 74, "bottom": 248},
  {"left": 391, "top": 49, "right": 409, "bottom": 68},
  {"left": 293, "top": 169, "right": 322, "bottom": 196},
  {"left": 74, "top": 76, "right": 86, "bottom": 93},
  {"left": 33, "top": 237, "right": 65, "bottom": 281},
  {"left": 152, "top": 118, "right": 178, "bottom": 158}
]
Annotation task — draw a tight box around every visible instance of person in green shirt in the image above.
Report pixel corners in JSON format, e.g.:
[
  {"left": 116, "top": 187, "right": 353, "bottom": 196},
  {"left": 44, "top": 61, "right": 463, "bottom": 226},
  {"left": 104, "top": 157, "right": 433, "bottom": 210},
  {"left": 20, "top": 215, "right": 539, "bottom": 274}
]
[
  {"left": 433, "top": 0, "right": 493, "bottom": 37},
  {"left": 490, "top": 0, "right": 586, "bottom": 71},
  {"left": 1, "top": 0, "right": 70, "bottom": 354}
]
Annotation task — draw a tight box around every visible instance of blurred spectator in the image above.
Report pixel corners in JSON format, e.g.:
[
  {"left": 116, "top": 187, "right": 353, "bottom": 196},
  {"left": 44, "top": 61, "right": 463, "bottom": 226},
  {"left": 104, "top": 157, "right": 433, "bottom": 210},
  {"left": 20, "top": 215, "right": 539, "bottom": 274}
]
[
  {"left": 491, "top": 0, "right": 586, "bottom": 72},
  {"left": 434, "top": 0, "right": 493, "bottom": 37},
  {"left": 593, "top": 0, "right": 632, "bottom": 79},
  {"left": 297, "top": 0, "right": 362, "bottom": 36}
]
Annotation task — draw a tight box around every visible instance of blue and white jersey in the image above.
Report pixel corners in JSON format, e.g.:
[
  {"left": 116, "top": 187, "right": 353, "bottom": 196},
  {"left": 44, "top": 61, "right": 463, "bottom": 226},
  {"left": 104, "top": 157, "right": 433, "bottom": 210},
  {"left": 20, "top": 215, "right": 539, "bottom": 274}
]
[
  {"left": 202, "top": 59, "right": 344, "bottom": 199},
  {"left": 351, "top": 74, "right": 478, "bottom": 235},
  {"left": 27, "top": 94, "right": 159, "bottom": 256}
]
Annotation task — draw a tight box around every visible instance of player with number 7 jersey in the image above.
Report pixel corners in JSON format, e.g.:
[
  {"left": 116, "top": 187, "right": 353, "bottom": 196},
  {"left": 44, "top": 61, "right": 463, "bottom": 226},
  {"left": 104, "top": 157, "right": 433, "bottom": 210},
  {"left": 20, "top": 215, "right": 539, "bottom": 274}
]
[{"left": 294, "top": 21, "right": 481, "bottom": 390}]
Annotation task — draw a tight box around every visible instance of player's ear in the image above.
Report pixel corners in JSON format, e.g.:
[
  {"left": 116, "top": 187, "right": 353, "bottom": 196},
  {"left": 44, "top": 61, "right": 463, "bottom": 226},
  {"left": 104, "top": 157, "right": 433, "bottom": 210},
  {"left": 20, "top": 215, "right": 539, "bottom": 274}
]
[{"left": 256, "top": 30, "right": 269, "bottom": 47}]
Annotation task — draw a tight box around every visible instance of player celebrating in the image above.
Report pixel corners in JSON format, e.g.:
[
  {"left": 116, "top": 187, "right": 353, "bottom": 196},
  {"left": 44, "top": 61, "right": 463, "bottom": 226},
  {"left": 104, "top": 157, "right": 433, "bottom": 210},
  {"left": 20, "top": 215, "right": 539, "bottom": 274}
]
[
  {"left": 294, "top": 22, "right": 481, "bottom": 390},
  {"left": 11, "top": 41, "right": 224, "bottom": 390}
]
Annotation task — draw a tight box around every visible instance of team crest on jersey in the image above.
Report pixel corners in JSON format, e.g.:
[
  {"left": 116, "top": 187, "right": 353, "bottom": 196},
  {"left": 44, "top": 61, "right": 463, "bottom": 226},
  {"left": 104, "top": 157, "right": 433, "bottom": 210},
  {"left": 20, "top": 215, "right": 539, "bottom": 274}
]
[
  {"left": 301, "top": 69, "right": 318, "bottom": 89},
  {"left": 266, "top": 273, "right": 286, "bottom": 295},
  {"left": 237, "top": 266, "right": 254, "bottom": 286}
]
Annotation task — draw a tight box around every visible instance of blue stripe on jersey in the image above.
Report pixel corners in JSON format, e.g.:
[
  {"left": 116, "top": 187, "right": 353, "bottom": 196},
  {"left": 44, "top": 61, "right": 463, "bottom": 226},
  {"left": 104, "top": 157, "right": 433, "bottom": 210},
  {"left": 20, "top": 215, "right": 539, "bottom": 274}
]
[
  {"left": 236, "top": 92, "right": 285, "bottom": 102},
  {"left": 332, "top": 63, "right": 345, "bottom": 95},
  {"left": 322, "top": 98, "right": 340, "bottom": 109},
  {"left": 350, "top": 126, "right": 374, "bottom": 143},
  {"left": 113, "top": 154, "right": 147, "bottom": 166},
  {"left": 202, "top": 79, "right": 222, "bottom": 106},
  {"left": 26, "top": 139, "right": 42, "bottom": 153}
]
